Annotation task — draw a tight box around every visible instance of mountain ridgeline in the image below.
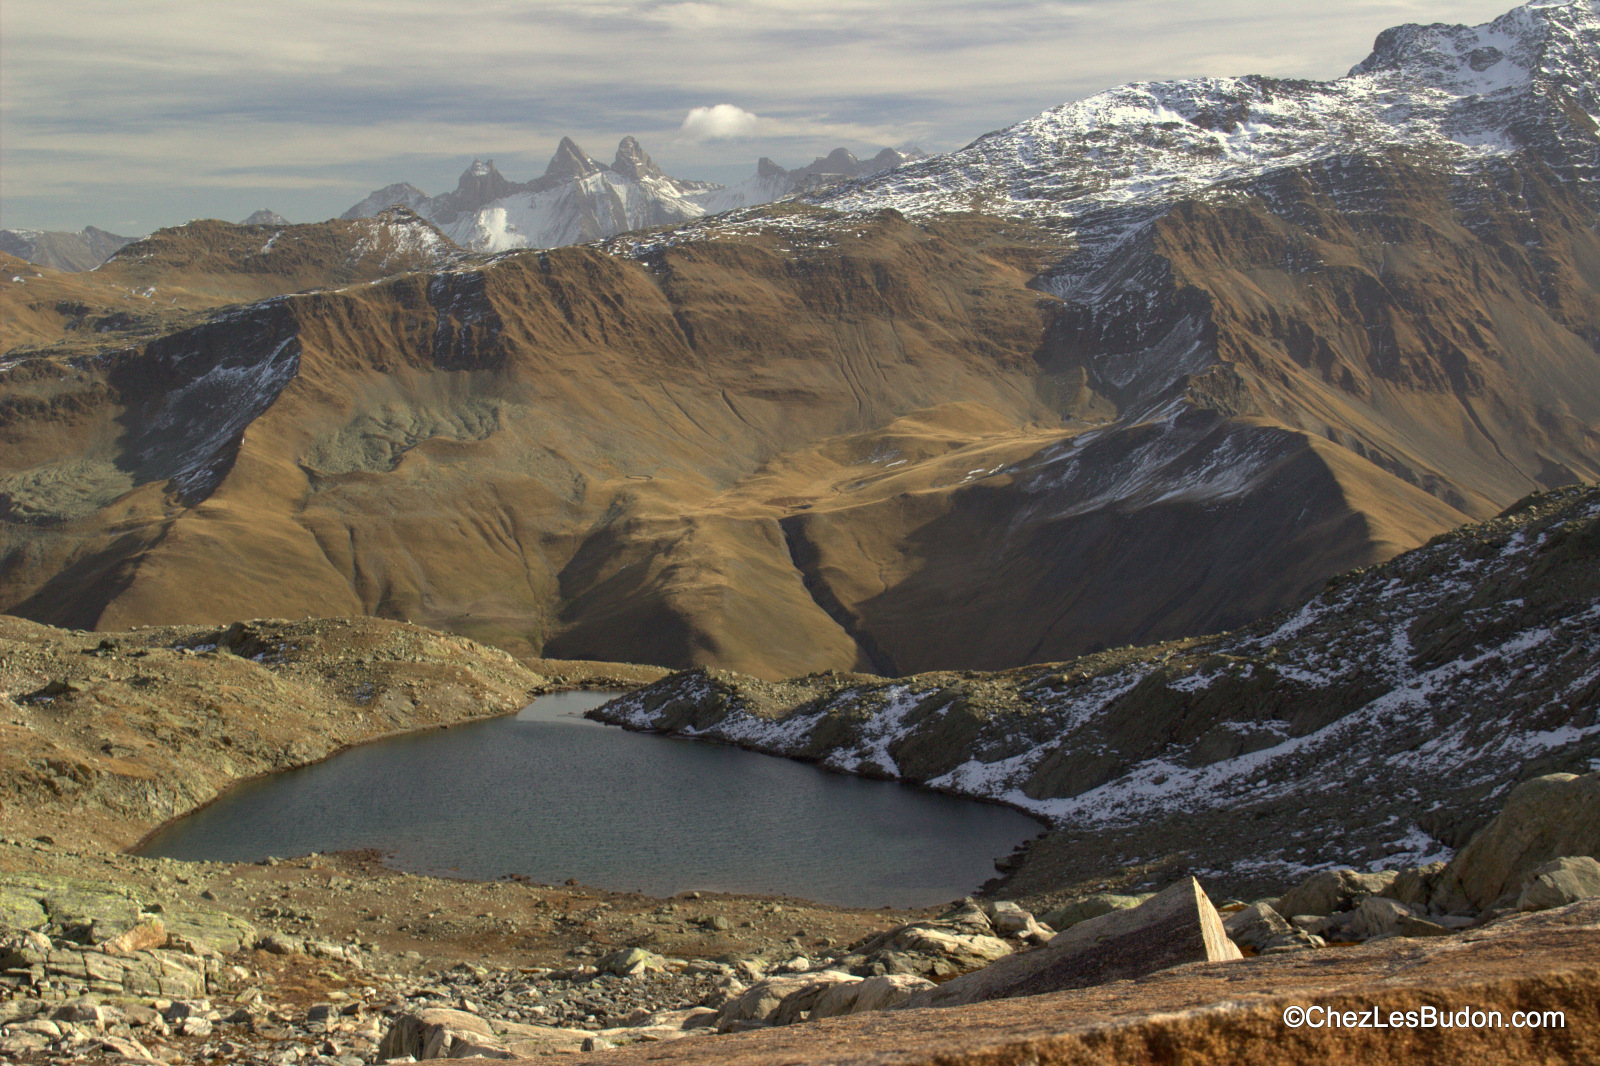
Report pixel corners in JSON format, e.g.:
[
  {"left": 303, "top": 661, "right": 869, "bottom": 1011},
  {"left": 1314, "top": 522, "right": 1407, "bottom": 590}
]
[
  {"left": 340, "top": 138, "right": 921, "bottom": 253},
  {"left": 0, "top": 0, "right": 1596, "bottom": 684}
]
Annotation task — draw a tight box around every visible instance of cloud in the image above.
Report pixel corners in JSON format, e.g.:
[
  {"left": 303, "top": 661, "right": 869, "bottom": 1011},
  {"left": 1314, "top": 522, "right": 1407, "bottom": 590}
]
[{"left": 679, "top": 104, "right": 761, "bottom": 140}]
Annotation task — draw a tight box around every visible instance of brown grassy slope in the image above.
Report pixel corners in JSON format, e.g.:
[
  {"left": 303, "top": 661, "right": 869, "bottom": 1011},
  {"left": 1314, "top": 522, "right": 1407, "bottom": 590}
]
[
  {"left": 774, "top": 156, "right": 1600, "bottom": 669},
  {"left": 90, "top": 210, "right": 458, "bottom": 305},
  {"left": 0, "top": 213, "right": 1078, "bottom": 675},
  {"left": 1, "top": 176, "right": 1597, "bottom": 676},
  {"left": 0, "top": 212, "right": 458, "bottom": 360},
  {"left": 1160, "top": 153, "right": 1600, "bottom": 505}
]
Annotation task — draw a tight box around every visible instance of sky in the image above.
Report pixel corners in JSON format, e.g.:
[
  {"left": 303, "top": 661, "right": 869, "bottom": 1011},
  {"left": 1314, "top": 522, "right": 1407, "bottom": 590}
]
[{"left": 1, "top": 0, "right": 1528, "bottom": 234}]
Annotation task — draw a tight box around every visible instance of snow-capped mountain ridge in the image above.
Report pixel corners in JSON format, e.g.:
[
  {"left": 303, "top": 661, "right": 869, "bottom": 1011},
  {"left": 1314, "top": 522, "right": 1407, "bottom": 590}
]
[
  {"left": 812, "top": 0, "right": 1600, "bottom": 300},
  {"left": 342, "top": 137, "right": 919, "bottom": 252}
]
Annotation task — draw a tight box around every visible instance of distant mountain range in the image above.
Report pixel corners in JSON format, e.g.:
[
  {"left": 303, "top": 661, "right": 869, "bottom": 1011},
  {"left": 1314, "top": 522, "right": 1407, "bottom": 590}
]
[
  {"left": 339, "top": 138, "right": 921, "bottom": 252},
  {"left": 0, "top": 142, "right": 919, "bottom": 271},
  {"left": 0, "top": 226, "right": 137, "bottom": 272}
]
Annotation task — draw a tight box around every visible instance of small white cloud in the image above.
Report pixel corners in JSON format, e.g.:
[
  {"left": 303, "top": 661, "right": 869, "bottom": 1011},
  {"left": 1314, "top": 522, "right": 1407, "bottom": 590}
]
[{"left": 679, "top": 104, "right": 760, "bottom": 141}]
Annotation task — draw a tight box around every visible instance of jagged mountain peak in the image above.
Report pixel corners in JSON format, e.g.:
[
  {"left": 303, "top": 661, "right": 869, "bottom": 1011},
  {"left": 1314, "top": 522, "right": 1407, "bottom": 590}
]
[
  {"left": 612, "top": 136, "right": 667, "bottom": 182},
  {"left": 544, "top": 137, "right": 604, "bottom": 182},
  {"left": 1349, "top": 0, "right": 1600, "bottom": 96},
  {"left": 810, "top": 0, "right": 1600, "bottom": 302},
  {"left": 452, "top": 159, "right": 518, "bottom": 215},
  {"left": 804, "top": 147, "right": 861, "bottom": 175}
]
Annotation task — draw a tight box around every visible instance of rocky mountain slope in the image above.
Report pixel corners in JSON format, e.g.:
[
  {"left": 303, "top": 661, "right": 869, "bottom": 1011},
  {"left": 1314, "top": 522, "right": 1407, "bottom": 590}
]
[
  {"left": 0, "top": 1, "right": 1597, "bottom": 679},
  {"left": 0, "top": 226, "right": 137, "bottom": 272},
  {"left": 595, "top": 483, "right": 1600, "bottom": 901},
  {"left": 342, "top": 139, "right": 917, "bottom": 252},
  {"left": 0, "top": 210, "right": 461, "bottom": 358}
]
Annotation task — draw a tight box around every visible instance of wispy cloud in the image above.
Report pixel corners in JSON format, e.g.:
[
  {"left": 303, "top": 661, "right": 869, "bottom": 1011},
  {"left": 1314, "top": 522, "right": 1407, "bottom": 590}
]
[{"left": 0, "top": 0, "right": 1526, "bottom": 231}]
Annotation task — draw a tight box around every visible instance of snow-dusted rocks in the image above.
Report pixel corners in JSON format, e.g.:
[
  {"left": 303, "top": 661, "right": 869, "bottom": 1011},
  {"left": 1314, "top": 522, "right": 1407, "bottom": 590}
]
[
  {"left": 594, "top": 484, "right": 1600, "bottom": 893},
  {"left": 811, "top": 0, "right": 1600, "bottom": 294}
]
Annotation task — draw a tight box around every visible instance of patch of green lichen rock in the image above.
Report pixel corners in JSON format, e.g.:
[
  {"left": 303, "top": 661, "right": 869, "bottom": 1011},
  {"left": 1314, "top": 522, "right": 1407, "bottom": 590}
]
[{"left": 0, "top": 872, "right": 255, "bottom": 952}]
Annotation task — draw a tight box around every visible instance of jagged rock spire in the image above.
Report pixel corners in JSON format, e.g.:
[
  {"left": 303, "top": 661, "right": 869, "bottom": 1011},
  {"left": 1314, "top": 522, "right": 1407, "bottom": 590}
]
[
  {"left": 454, "top": 160, "right": 517, "bottom": 213},
  {"left": 612, "top": 136, "right": 665, "bottom": 182},
  {"left": 544, "top": 137, "right": 603, "bottom": 182}
]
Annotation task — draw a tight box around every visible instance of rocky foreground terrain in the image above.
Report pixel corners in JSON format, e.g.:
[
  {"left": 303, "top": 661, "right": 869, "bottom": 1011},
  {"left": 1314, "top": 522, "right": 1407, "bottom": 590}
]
[{"left": 0, "top": 489, "right": 1592, "bottom": 1064}]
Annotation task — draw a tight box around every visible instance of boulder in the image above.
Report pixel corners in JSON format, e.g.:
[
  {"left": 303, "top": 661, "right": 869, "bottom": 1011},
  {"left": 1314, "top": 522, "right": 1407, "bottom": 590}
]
[
  {"left": 847, "top": 899, "right": 1013, "bottom": 980},
  {"left": 884, "top": 926, "right": 1012, "bottom": 973},
  {"left": 102, "top": 920, "right": 166, "bottom": 956},
  {"left": 714, "top": 976, "right": 828, "bottom": 1033},
  {"left": 986, "top": 901, "right": 1051, "bottom": 941},
  {"left": 1344, "top": 897, "right": 1453, "bottom": 940},
  {"left": 1274, "top": 869, "right": 1396, "bottom": 918},
  {"left": 597, "top": 946, "right": 666, "bottom": 977},
  {"left": 1385, "top": 861, "right": 1447, "bottom": 910},
  {"left": 902, "top": 877, "right": 1242, "bottom": 1010},
  {"left": 0, "top": 928, "right": 52, "bottom": 968},
  {"left": 255, "top": 932, "right": 303, "bottom": 955},
  {"left": 1259, "top": 931, "right": 1326, "bottom": 954},
  {"left": 1433, "top": 772, "right": 1600, "bottom": 912},
  {"left": 378, "top": 1008, "right": 510, "bottom": 1060},
  {"left": 1518, "top": 856, "right": 1600, "bottom": 912},
  {"left": 1221, "top": 902, "right": 1290, "bottom": 952},
  {"left": 770, "top": 972, "right": 863, "bottom": 1026},
  {"left": 809, "top": 974, "right": 936, "bottom": 1020},
  {"left": 1038, "top": 893, "right": 1146, "bottom": 931}
]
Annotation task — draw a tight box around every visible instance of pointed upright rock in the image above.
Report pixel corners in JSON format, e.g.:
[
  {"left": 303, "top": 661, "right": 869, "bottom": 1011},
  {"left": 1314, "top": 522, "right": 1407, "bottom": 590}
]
[{"left": 901, "top": 878, "right": 1242, "bottom": 1009}]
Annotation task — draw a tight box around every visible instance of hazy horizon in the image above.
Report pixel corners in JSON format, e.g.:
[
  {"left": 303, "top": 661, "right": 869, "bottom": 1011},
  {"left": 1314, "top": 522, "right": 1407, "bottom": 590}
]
[{"left": 2, "top": 0, "right": 1527, "bottom": 234}]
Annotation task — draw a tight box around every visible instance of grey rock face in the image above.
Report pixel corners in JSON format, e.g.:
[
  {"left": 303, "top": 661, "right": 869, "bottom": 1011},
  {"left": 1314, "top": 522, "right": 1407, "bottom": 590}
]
[
  {"left": 1221, "top": 901, "right": 1291, "bottom": 952},
  {"left": 1274, "top": 869, "right": 1396, "bottom": 918},
  {"left": 901, "top": 878, "right": 1241, "bottom": 1009},
  {"left": 1518, "top": 855, "right": 1600, "bottom": 912},
  {"left": 1435, "top": 773, "right": 1600, "bottom": 912}
]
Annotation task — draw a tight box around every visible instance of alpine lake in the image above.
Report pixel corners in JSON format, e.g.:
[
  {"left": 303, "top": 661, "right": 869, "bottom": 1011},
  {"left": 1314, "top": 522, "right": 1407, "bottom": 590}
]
[{"left": 136, "top": 691, "right": 1044, "bottom": 908}]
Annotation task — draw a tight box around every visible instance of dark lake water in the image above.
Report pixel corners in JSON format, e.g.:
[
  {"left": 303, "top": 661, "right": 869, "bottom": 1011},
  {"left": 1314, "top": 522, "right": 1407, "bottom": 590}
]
[{"left": 136, "top": 691, "right": 1043, "bottom": 907}]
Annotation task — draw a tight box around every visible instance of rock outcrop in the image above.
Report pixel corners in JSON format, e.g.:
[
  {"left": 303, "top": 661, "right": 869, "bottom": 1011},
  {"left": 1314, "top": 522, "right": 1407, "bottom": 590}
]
[
  {"left": 902, "top": 878, "right": 1240, "bottom": 1009},
  {"left": 835, "top": 899, "right": 1013, "bottom": 980},
  {"left": 1518, "top": 856, "right": 1600, "bottom": 913},
  {"left": 1432, "top": 772, "right": 1600, "bottom": 912},
  {"left": 561, "top": 901, "right": 1600, "bottom": 1066}
]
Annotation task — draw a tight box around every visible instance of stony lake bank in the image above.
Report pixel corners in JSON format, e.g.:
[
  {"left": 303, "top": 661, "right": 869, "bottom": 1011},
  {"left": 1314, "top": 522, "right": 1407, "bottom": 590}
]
[{"left": 0, "top": 611, "right": 1597, "bottom": 1064}]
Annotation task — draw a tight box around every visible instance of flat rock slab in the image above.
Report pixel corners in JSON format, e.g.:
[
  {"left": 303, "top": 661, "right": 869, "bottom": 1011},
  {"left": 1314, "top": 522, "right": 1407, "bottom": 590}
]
[
  {"left": 551, "top": 900, "right": 1600, "bottom": 1066},
  {"left": 903, "top": 877, "right": 1241, "bottom": 1009}
]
